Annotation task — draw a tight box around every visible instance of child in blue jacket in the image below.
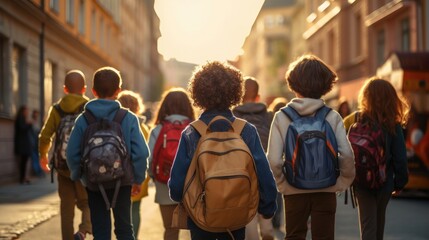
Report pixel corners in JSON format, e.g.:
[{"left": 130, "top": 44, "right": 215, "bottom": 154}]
[
  {"left": 66, "top": 67, "right": 149, "bottom": 240},
  {"left": 168, "top": 61, "right": 277, "bottom": 240}
]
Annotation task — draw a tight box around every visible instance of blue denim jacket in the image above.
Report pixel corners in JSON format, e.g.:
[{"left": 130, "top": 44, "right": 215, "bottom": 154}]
[{"left": 168, "top": 109, "right": 278, "bottom": 219}]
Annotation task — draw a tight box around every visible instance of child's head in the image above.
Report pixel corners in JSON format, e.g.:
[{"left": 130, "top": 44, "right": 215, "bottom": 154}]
[
  {"left": 118, "top": 90, "right": 145, "bottom": 115},
  {"left": 64, "top": 70, "right": 86, "bottom": 94},
  {"left": 154, "top": 88, "right": 195, "bottom": 125},
  {"left": 92, "top": 67, "right": 122, "bottom": 99},
  {"left": 358, "top": 77, "right": 409, "bottom": 132},
  {"left": 286, "top": 54, "right": 337, "bottom": 99},
  {"left": 242, "top": 77, "right": 260, "bottom": 103},
  {"left": 268, "top": 97, "right": 288, "bottom": 113},
  {"left": 188, "top": 61, "right": 243, "bottom": 111}
]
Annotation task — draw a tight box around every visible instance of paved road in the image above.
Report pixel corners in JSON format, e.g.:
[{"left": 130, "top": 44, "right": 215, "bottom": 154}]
[{"left": 1, "top": 176, "right": 428, "bottom": 240}]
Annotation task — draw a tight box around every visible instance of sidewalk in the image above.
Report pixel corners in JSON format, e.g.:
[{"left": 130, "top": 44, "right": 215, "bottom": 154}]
[{"left": 0, "top": 176, "right": 59, "bottom": 239}]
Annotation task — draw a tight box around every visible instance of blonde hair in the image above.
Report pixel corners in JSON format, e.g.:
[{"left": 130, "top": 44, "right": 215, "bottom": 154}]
[{"left": 118, "top": 90, "right": 145, "bottom": 114}]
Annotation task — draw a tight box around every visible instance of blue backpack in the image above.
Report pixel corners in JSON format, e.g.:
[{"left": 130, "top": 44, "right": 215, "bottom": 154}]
[{"left": 281, "top": 106, "right": 339, "bottom": 189}]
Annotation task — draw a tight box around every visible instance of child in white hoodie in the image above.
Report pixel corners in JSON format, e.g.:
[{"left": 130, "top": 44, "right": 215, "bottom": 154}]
[{"left": 267, "top": 54, "right": 355, "bottom": 240}]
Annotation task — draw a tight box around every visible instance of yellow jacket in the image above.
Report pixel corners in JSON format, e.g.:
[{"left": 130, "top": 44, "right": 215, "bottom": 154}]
[{"left": 131, "top": 122, "right": 151, "bottom": 202}]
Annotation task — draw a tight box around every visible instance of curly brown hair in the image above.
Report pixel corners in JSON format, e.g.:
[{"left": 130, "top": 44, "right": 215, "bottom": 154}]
[
  {"left": 188, "top": 61, "right": 244, "bottom": 110},
  {"left": 286, "top": 54, "right": 337, "bottom": 99},
  {"left": 358, "top": 77, "right": 410, "bottom": 134}
]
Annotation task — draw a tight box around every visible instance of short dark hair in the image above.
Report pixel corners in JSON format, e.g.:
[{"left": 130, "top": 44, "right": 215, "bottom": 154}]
[
  {"left": 188, "top": 61, "right": 243, "bottom": 111},
  {"left": 286, "top": 54, "right": 337, "bottom": 99},
  {"left": 93, "top": 66, "right": 122, "bottom": 98},
  {"left": 242, "top": 77, "right": 259, "bottom": 102}
]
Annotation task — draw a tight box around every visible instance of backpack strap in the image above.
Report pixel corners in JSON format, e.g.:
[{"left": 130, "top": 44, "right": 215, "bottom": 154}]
[
  {"left": 83, "top": 109, "right": 97, "bottom": 125},
  {"left": 53, "top": 104, "right": 66, "bottom": 118},
  {"left": 314, "top": 106, "right": 332, "bottom": 121},
  {"left": 281, "top": 106, "right": 300, "bottom": 122},
  {"left": 232, "top": 118, "right": 246, "bottom": 134},
  {"left": 190, "top": 120, "right": 208, "bottom": 137},
  {"left": 113, "top": 108, "right": 128, "bottom": 124}
]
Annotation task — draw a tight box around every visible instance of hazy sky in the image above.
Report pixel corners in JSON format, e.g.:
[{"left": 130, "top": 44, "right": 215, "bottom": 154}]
[{"left": 154, "top": 0, "right": 264, "bottom": 65}]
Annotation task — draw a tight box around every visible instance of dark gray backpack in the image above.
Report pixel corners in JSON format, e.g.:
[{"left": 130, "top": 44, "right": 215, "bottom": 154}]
[{"left": 81, "top": 108, "right": 133, "bottom": 209}]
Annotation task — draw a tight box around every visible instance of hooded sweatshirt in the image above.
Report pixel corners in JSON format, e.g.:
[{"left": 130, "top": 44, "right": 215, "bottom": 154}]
[
  {"left": 39, "top": 94, "right": 89, "bottom": 163},
  {"left": 267, "top": 98, "right": 355, "bottom": 195},
  {"left": 66, "top": 99, "right": 149, "bottom": 186}
]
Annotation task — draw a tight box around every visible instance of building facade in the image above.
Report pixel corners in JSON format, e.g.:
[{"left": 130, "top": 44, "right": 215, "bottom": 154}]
[{"left": 0, "top": 0, "right": 161, "bottom": 184}]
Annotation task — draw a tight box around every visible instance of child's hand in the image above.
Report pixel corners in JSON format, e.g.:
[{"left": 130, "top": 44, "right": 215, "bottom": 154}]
[
  {"left": 40, "top": 156, "right": 51, "bottom": 173},
  {"left": 131, "top": 184, "right": 141, "bottom": 196}
]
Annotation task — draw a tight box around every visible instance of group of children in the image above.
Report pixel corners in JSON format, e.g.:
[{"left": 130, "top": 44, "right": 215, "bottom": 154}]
[{"left": 36, "top": 53, "right": 409, "bottom": 240}]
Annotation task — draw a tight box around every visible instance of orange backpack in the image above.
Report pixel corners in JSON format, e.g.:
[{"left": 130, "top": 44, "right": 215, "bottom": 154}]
[{"left": 182, "top": 116, "right": 259, "bottom": 233}]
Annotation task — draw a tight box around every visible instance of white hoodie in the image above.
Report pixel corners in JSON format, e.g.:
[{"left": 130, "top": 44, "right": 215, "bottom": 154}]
[{"left": 267, "top": 98, "right": 355, "bottom": 195}]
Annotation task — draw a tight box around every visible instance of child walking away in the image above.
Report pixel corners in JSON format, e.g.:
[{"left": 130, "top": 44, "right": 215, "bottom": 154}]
[
  {"left": 168, "top": 61, "right": 277, "bottom": 240},
  {"left": 343, "top": 78, "right": 409, "bottom": 240},
  {"left": 66, "top": 67, "right": 149, "bottom": 240},
  {"left": 267, "top": 54, "right": 355, "bottom": 240},
  {"left": 38, "top": 70, "right": 92, "bottom": 240},
  {"left": 148, "top": 88, "right": 195, "bottom": 240},
  {"left": 232, "top": 77, "right": 275, "bottom": 240},
  {"left": 118, "top": 90, "right": 151, "bottom": 240}
]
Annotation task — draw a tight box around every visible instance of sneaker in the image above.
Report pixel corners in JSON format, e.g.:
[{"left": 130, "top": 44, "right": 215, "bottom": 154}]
[{"left": 74, "top": 232, "right": 85, "bottom": 240}]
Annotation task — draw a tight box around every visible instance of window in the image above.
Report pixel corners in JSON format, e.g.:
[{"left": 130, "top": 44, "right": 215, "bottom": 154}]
[
  {"left": 12, "top": 45, "right": 25, "bottom": 115},
  {"left": 44, "top": 60, "right": 54, "bottom": 117},
  {"left": 354, "top": 13, "right": 362, "bottom": 57},
  {"left": 78, "top": 0, "right": 85, "bottom": 34},
  {"left": 50, "top": 0, "right": 59, "bottom": 13},
  {"left": 66, "top": 0, "right": 75, "bottom": 24},
  {"left": 91, "top": 9, "right": 96, "bottom": 43},
  {"left": 376, "top": 29, "right": 385, "bottom": 66},
  {"left": 401, "top": 18, "right": 410, "bottom": 51},
  {"left": 0, "top": 36, "right": 5, "bottom": 114},
  {"left": 100, "top": 17, "right": 104, "bottom": 49}
]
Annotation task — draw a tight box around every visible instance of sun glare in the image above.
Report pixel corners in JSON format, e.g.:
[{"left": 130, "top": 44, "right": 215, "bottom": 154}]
[{"left": 155, "top": 0, "right": 264, "bottom": 64}]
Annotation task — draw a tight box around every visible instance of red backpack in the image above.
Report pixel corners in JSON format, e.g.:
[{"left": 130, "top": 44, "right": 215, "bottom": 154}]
[
  {"left": 152, "top": 119, "right": 190, "bottom": 183},
  {"left": 347, "top": 112, "right": 387, "bottom": 190}
]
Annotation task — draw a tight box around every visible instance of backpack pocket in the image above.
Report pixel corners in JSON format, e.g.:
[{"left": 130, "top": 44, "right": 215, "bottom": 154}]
[{"left": 202, "top": 170, "right": 252, "bottom": 228}]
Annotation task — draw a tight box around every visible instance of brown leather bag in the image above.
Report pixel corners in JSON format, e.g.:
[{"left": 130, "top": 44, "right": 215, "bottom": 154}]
[{"left": 181, "top": 116, "right": 259, "bottom": 233}]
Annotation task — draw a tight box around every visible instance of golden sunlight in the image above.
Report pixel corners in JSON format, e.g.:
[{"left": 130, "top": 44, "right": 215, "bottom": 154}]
[{"left": 155, "top": 0, "right": 264, "bottom": 64}]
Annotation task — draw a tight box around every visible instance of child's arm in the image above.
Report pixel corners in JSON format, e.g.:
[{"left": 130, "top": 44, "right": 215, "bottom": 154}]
[
  {"left": 65, "top": 116, "right": 85, "bottom": 181},
  {"left": 147, "top": 125, "right": 161, "bottom": 179},
  {"left": 38, "top": 106, "right": 60, "bottom": 172},
  {"left": 267, "top": 113, "right": 288, "bottom": 190},
  {"left": 129, "top": 115, "right": 149, "bottom": 184},
  {"left": 168, "top": 133, "right": 190, "bottom": 202},
  {"left": 391, "top": 124, "right": 408, "bottom": 191}
]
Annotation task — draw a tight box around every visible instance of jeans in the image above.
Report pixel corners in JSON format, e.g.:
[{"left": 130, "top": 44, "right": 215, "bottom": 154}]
[
  {"left": 189, "top": 219, "right": 245, "bottom": 240},
  {"left": 57, "top": 173, "right": 92, "bottom": 240},
  {"left": 131, "top": 200, "right": 141, "bottom": 239},
  {"left": 87, "top": 185, "right": 134, "bottom": 240}
]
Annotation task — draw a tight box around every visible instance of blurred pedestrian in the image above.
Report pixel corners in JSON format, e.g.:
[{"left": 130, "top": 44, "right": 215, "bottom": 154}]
[
  {"left": 268, "top": 97, "right": 288, "bottom": 113},
  {"left": 38, "top": 70, "right": 92, "bottom": 240},
  {"left": 232, "top": 77, "right": 275, "bottom": 240},
  {"left": 267, "top": 54, "right": 355, "bottom": 240},
  {"left": 148, "top": 88, "right": 195, "bottom": 240},
  {"left": 14, "top": 105, "right": 33, "bottom": 184},
  {"left": 118, "top": 90, "right": 151, "bottom": 240},
  {"left": 30, "top": 110, "right": 44, "bottom": 177},
  {"left": 337, "top": 98, "right": 351, "bottom": 118},
  {"left": 343, "top": 77, "right": 409, "bottom": 240}
]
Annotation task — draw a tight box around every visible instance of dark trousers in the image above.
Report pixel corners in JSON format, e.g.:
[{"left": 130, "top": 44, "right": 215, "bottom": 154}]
[
  {"left": 19, "top": 154, "right": 30, "bottom": 183},
  {"left": 189, "top": 220, "right": 245, "bottom": 240},
  {"left": 354, "top": 188, "right": 391, "bottom": 240},
  {"left": 284, "top": 192, "right": 336, "bottom": 240},
  {"left": 87, "top": 185, "right": 134, "bottom": 240}
]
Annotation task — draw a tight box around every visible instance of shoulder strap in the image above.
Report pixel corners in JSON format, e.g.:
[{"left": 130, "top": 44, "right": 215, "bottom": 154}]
[
  {"left": 232, "top": 118, "right": 246, "bottom": 134},
  {"left": 190, "top": 120, "right": 208, "bottom": 137},
  {"left": 113, "top": 108, "right": 128, "bottom": 124},
  {"left": 53, "top": 104, "right": 66, "bottom": 118},
  {"left": 314, "top": 106, "right": 332, "bottom": 121},
  {"left": 281, "top": 106, "right": 300, "bottom": 122},
  {"left": 83, "top": 110, "right": 97, "bottom": 125}
]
